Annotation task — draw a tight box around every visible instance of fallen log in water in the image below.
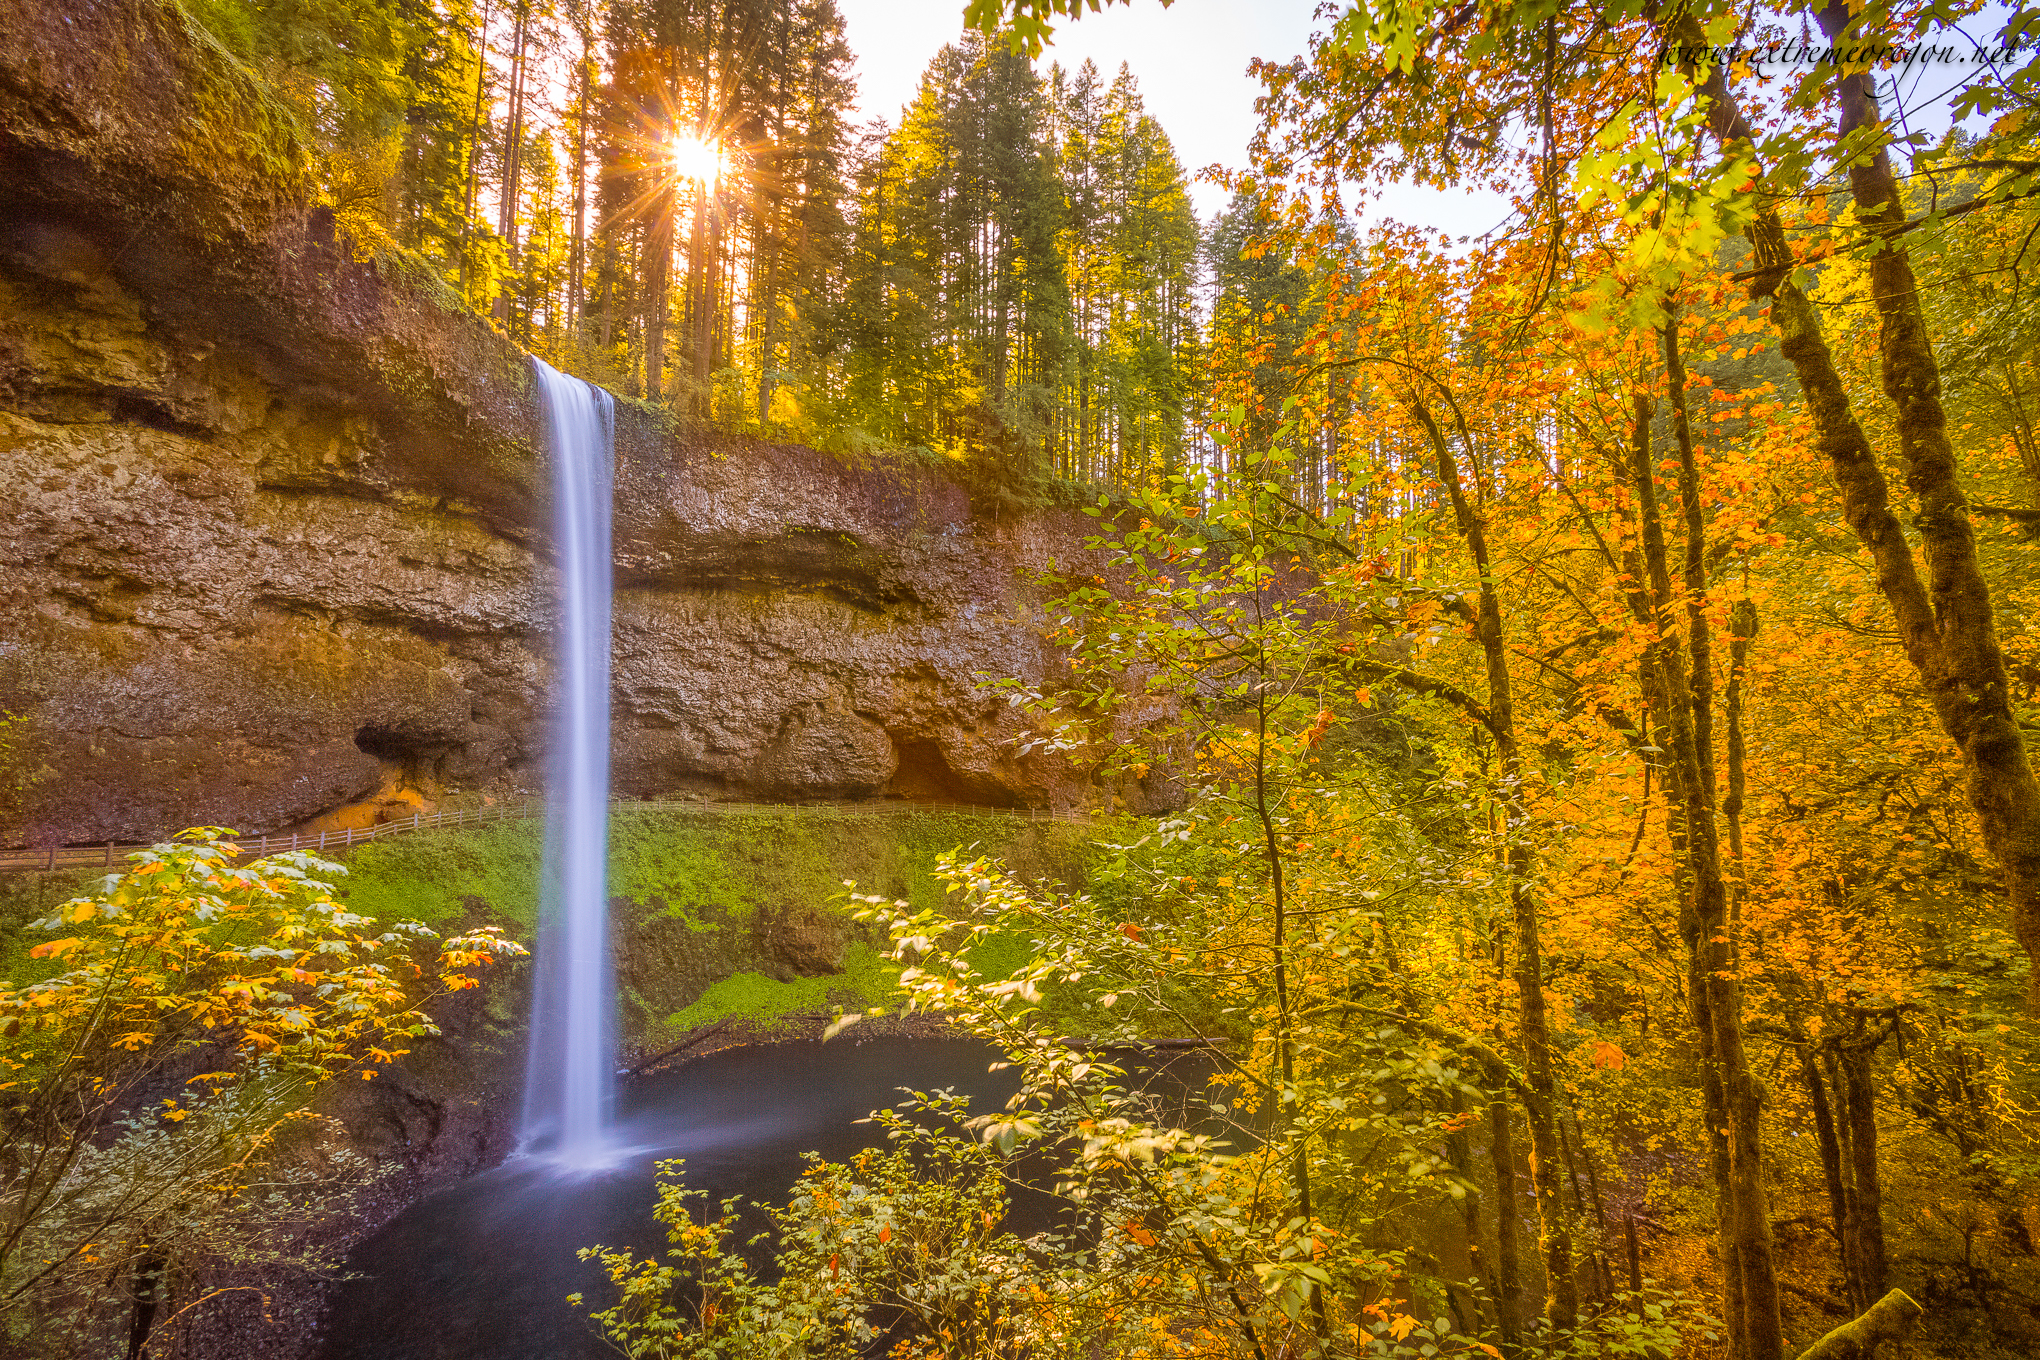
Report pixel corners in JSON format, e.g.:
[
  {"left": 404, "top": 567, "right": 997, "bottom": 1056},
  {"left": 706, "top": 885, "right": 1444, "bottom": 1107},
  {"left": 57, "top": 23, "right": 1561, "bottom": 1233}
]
[{"left": 621, "top": 1017, "right": 740, "bottom": 1077}]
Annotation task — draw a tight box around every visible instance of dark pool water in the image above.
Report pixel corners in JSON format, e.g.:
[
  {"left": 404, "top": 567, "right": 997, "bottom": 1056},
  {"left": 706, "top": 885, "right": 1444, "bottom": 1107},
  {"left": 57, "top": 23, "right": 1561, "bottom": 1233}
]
[{"left": 316, "top": 1036, "right": 1030, "bottom": 1360}]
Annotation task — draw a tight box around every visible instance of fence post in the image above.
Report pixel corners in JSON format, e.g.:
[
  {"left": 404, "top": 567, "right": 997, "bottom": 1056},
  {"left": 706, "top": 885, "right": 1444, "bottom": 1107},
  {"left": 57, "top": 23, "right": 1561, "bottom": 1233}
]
[
  {"left": 104, "top": 841, "right": 111, "bottom": 867},
  {"left": 46, "top": 845, "right": 55, "bottom": 871},
  {"left": 412, "top": 810, "right": 420, "bottom": 831},
  {"left": 346, "top": 826, "right": 354, "bottom": 848}
]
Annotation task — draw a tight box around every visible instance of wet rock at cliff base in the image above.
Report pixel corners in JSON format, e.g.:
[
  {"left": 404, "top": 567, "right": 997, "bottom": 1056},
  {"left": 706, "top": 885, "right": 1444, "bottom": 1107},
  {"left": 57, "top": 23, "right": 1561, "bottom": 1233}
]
[{"left": 754, "top": 705, "right": 897, "bottom": 798}]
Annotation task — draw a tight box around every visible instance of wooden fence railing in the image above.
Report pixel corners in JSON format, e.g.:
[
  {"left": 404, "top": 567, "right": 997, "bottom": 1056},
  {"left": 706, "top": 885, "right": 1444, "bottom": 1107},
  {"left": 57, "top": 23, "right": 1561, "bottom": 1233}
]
[{"left": 0, "top": 799, "right": 1094, "bottom": 875}]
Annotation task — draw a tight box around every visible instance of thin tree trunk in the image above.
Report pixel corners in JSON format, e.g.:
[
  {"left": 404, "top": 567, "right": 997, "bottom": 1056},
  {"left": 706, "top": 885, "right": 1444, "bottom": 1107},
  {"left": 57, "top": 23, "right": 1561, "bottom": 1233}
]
[
  {"left": 1836, "top": 1030, "right": 1891, "bottom": 1307},
  {"left": 458, "top": 0, "right": 496, "bottom": 303},
  {"left": 1444, "top": 1089, "right": 1489, "bottom": 1336},
  {"left": 1726, "top": 595, "right": 1755, "bottom": 929},
  {"left": 1574, "top": 1110, "right": 1617, "bottom": 1300},
  {"left": 125, "top": 1252, "right": 165, "bottom": 1360},
  {"left": 1625, "top": 1213, "right": 1644, "bottom": 1314},
  {"left": 1488, "top": 1097, "right": 1525, "bottom": 1348},
  {"left": 644, "top": 193, "right": 673, "bottom": 399},
  {"left": 1243, "top": 610, "right": 1329, "bottom": 1342},
  {"left": 684, "top": 178, "right": 711, "bottom": 411},
  {"left": 600, "top": 236, "right": 616, "bottom": 350},
  {"left": 1556, "top": 1110, "right": 1595, "bottom": 1301},
  {"left": 1801, "top": 1038, "right": 1860, "bottom": 1309},
  {"left": 1632, "top": 325, "right": 1785, "bottom": 1360},
  {"left": 1670, "top": 309, "right": 1785, "bottom": 1360},
  {"left": 568, "top": 34, "right": 590, "bottom": 344},
  {"left": 756, "top": 209, "right": 780, "bottom": 424},
  {"left": 693, "top": 198, "right": 723, "bottom": 409},
  {"left": 1627, "top": 386, "right": 1743, "bottom": 1352},
  {"left": 493, "top": 0, "right": 531, "bottom": 327},
  {"left": 1414, "top": 399, "right": 1576, "bottom": 1331}
]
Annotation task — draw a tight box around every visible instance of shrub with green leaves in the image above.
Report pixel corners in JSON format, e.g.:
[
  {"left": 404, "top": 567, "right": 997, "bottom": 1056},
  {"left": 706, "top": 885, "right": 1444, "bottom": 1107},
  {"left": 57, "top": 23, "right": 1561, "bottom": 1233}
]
[{"left": 0, "top": 829, "right": 523, "bottom": 1350}]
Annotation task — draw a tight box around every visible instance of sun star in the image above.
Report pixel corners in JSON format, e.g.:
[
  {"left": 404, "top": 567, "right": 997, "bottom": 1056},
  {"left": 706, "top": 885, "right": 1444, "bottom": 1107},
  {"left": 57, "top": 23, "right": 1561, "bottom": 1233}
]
[{"left": 668, "top": 132, "right": 721, "bottom": 185}]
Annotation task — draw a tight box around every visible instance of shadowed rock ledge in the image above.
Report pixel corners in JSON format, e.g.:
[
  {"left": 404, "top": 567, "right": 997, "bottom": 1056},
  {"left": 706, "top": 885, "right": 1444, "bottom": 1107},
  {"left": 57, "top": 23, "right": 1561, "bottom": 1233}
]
[{"left": 0, "top": 0, "right": 1176, "bottom": 845}]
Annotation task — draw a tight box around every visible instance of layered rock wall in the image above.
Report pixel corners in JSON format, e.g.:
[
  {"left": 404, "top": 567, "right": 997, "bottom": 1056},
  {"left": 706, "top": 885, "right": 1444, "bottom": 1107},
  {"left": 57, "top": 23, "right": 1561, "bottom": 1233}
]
[{"left": 0, "top": 0, "right": 1166, "bottom": 845}]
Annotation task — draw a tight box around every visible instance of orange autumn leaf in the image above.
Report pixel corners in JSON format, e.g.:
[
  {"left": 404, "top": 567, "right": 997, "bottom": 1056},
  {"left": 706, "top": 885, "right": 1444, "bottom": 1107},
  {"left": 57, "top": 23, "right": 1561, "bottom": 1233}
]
[{"left": 1589, "top": 1040, "right": 1627, "bottom": 1070}]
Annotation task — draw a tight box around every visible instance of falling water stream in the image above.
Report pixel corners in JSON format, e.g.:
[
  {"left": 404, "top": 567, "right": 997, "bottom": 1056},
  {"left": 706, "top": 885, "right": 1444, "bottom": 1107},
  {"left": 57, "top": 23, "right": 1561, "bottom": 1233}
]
[{"left": 520, "top": 358, "right": 617, "bottom": 1167}]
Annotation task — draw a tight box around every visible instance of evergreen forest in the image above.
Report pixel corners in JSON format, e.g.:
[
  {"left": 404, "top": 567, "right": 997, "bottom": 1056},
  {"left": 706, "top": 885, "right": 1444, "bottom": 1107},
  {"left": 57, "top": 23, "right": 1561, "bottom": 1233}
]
[{"left": 186, "top": 0, "right": 1210, "bottom": 485}]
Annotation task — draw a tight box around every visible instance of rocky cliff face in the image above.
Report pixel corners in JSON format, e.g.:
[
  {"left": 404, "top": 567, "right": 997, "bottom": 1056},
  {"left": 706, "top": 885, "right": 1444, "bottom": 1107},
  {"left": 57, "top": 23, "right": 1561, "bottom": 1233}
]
[{"left": 0, "top": 0, "right": 1168, "bottom": 846}]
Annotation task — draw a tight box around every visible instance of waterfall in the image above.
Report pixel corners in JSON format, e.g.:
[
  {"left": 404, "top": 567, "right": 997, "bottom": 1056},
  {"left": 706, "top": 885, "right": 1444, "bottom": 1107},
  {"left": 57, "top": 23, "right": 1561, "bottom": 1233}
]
[{"left": 520, "top": 357, "right": 617, "bottom": 1168}]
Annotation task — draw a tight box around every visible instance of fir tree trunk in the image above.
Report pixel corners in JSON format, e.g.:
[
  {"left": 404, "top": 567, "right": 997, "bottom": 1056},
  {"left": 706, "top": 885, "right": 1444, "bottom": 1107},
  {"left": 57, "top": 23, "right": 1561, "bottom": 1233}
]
[
  {"left": 459, "top": 0, "right": 495, "bottom": 302},
  {"left": 644, "top": 196, "right": 674, "bottom": 400},
  {"left": 568, "top": 37, "right": 589, "bottom": 343},
  {"left": 686, "top": 180, "right": 712, "bottom": 413},
  {"left": 493, "top": 0, "right": 530, "bottom": 327}
]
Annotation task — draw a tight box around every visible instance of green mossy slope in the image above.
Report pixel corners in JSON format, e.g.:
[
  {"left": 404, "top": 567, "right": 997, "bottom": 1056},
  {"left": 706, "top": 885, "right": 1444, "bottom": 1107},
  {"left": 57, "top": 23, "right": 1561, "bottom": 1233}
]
[
  {"left": 338, "top": 806, "right": 1105, "bottom": 1039},
  {"left": 0, "top": 808, "right": 1110, "bottom": 1042}
]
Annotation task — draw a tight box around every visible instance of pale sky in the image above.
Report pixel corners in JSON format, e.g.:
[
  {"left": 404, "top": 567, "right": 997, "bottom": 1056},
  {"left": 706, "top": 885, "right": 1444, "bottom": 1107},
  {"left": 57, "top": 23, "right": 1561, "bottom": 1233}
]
[{"left": 832, "top": 0, "right": 1512, "bottom": 234}]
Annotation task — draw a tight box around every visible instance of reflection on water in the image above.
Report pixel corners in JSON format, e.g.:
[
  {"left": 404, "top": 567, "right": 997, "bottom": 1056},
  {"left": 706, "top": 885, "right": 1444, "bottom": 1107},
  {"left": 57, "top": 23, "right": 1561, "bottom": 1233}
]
[{"left": 317, "top": 1037, "right": 1027, "bottom": 1360}]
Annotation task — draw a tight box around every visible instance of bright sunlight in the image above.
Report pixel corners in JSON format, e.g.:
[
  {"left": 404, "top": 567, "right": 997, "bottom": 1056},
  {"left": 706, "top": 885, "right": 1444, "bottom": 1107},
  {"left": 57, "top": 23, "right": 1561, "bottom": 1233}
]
[{"left": 668, "top": 131, "right": 722, "bottom": 184}]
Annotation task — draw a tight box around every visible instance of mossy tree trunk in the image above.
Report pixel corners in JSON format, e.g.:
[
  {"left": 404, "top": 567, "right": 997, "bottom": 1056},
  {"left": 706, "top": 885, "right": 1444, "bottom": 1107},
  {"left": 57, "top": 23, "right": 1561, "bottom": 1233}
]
[
  {"left": 1668, "top": 9, "right": 2040, "bottom": 1012},
  {"left": 1813, "top": 0, "right": 2040, "bottom": 1012}
]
